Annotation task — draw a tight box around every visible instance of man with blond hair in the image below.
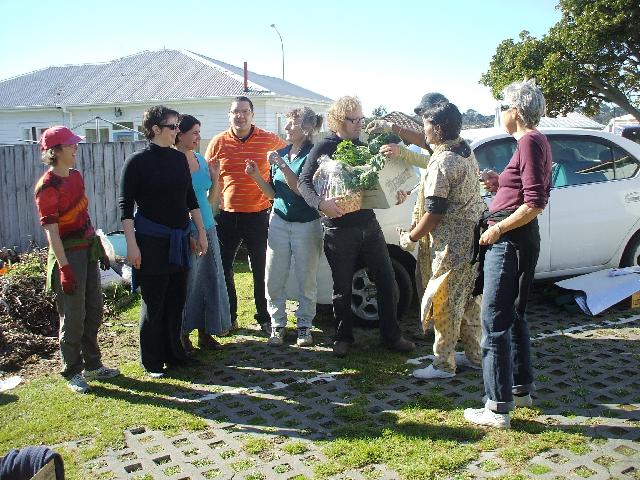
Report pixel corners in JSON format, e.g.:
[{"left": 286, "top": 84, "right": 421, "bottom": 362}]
[{"left": 298, "top": 96, "right": 415, "bottom": 357}]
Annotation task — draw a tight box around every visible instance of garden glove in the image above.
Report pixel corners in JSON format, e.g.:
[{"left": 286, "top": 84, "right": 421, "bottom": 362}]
[
  {"left": 398, "top": 229, "right": 417, "bottom": 252},
  {"left": 59, "top": 264, "right": 77, "bottom": 294},
  {"left": 364, "top": 120, "right": 393, "bottom": 135}
]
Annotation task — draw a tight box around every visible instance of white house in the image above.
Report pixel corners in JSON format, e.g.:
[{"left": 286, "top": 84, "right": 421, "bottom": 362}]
[{"left": 0, "top": 49, "right": 333, "bottom": 147}]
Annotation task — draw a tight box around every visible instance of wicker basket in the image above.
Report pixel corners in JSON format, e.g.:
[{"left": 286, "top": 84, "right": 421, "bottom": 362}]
[{"left": 335, "top": 191, "right": 364, "bottom": 214}]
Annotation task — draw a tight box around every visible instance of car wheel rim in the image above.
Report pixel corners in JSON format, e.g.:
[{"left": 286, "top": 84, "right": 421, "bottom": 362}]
[{"left": 351, "top": 268, "right": 378, "bottom": 321}]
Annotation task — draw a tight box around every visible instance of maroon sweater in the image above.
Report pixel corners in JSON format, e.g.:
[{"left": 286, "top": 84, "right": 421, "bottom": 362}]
[{"left": 490, "top": 131, "right": 552, "bottom": 213}]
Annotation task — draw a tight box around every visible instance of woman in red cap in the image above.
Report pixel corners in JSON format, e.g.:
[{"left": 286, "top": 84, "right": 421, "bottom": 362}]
[{"left": 34, "top": 126, "right": 119, "bottom": 394}]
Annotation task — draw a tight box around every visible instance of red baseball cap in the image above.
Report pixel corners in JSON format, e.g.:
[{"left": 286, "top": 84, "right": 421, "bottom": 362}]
[{"left": 39, "top": 126, "right": 84, "bottom": 151}]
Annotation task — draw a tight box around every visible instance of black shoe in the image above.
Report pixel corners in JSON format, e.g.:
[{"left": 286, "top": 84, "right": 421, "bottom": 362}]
[
  {"left": 332, "top": 340, "right": 351, "bottom": 358},
  {"left": 259, "top": 322, "right": 271, "bottom": 335},
  {"left": 388, "top": 337, "right": 416, "bottom": 353}
]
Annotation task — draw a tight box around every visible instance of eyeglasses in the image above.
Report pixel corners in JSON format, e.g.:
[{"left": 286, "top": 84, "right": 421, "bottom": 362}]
[
  {"left": 345, "top": 116, "right": 365, "bottom": 124},
  {"left": 159, "top": 123, "right": 179, "bottom": 130},
  {"left": 230, "top": 109, "right": 252, "bottom": 116},
  {"left": 499, "top": 104, "right": 514, "bottom": 112}
]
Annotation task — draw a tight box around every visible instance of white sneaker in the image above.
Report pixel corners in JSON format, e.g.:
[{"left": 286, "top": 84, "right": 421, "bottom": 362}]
[
  {"left": 296, "top": 328, "right": 313, "bottom": 347},
  {"left": 84, "top": 366, "right": 120, "bottom": 380},
  {"left": 455, "top": 352, "right": 482, "bottom": 370},
  {"left": 267, "top": 327, "right": 286, "bottom": 346},
  {"left": 412, "top": 364, "right": 455, "bottom": 379},
  {"left": 514, "top": 393, "right": 533, "bottom": 407},
  {"left": 67, "top": 373, "right": 90, "bottom": 394},
  {"left": 464, "top": 407, "right": 510, "bottom": 429},
  {"left": 147, "top": 371, "right": 165, "bottom": 379}
]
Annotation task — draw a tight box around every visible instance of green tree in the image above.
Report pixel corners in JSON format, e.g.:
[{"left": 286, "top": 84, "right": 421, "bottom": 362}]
[
  {"left": 481, "top": 0, "right": 640, "bottom": 122},
  {"left": 371, "top": 106, "right": 388, "bottom": 118}
]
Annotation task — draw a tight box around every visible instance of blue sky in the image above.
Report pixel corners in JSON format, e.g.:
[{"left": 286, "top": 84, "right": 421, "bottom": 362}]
[{"left": 0, "top": 0, "right": 561, "bottom": 115}]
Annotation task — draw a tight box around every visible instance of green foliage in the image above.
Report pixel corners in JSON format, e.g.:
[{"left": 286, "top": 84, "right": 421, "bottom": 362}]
[
  {"left": 332, "top": 139, "right": 390, "bottom": 191},
  {"left": 371, "top": 106, "right": 388, "bottom": 118},
  {"left": 481, "top": 0, "right": 640, "bottom": 121},
  {"left": 368, "top": 132, "right": 402, "bottom": 155}
]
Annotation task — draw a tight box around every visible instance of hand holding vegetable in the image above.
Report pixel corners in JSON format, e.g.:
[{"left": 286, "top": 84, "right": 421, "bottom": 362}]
[
  {"left": 397, "top": 228, "right": 417, "bottom": 252},
  {"left": 379, "top": 143, "right": 401, "bottom": 158},
  {"left": 319, "top": 197, "right": 345, "bottom": 219},
  {"left": 364, "top": 120, "right": 394, "bottom": 135}
]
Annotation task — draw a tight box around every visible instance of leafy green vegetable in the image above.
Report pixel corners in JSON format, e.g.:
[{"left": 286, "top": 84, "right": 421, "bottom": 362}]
[
  {"left": 367, "top": 132, "right": 402, "bottom": 155},
  {"left": 333, "top": 139, "right": 391, "bottom": 191}
]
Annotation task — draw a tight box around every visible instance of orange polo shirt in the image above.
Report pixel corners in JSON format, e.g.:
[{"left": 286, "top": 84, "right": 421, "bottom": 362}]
[{"left": 205, "top": 126, "right": 286, "bottom": 212}]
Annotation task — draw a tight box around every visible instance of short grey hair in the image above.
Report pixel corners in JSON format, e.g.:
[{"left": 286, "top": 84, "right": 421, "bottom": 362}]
[{"left": 502, "top": 79, "right": 546, "bottom": 128}]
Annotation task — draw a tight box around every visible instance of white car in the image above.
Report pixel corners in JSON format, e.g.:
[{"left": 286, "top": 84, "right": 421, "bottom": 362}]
[
  {"left": 299, "top": 127, "right": 640, "bottom": 325},
  {"left": 466, "top": 127, "right": 640, "bottom": 278}
]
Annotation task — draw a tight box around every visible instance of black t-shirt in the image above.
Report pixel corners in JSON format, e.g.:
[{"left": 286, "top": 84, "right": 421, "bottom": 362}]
[{"left": 298, "top": 133, "right": 375, "bottom": 228}]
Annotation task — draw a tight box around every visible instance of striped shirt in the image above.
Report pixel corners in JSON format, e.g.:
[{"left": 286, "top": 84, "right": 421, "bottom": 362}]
[{"left": 205, "top": 126, "right": 286, "bottom": 212}]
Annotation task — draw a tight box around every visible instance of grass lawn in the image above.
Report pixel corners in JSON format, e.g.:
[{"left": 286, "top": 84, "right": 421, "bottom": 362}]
[{"left": 0, "top": 261, "right": 594, "bottom": 479}]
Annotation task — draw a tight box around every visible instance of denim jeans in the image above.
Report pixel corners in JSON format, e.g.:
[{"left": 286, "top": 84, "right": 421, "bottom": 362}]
[
  {"left": 265, "top": 214, "right": 322, "bottom": 328},
  {"left": 216, "top": 209, "right": 270, "bottom": 324},
  {"left": 481, "top": 218, "right": 539, "bottom": 413},
  {"left": 323, "top": 217, "right": 401, "bottom": 345}
]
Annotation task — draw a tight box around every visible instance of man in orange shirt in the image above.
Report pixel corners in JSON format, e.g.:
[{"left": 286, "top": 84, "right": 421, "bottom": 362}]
[{"left": 206, "top": 96, "right": 286, "bottom": 333}]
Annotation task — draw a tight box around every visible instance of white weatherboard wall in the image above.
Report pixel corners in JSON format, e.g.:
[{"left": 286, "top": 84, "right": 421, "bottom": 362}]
[{"left": 0, "top": 97, "right": 330, "bottom": 146}]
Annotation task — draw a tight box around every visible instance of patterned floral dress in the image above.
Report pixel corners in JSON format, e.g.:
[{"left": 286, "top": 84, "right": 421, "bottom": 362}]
[{"left": 417, "top": 138, "right": 486, "bottom": 373}]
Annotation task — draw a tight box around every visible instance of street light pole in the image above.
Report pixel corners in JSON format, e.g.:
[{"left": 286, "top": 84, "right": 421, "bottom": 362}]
[{"left": 270, "top": 23, "right": 285, "bottom": 80}]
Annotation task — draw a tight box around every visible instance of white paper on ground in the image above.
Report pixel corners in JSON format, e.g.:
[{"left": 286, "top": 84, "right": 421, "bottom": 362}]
[
  {"left": 0, "top": 375, "right": 22, "bottom": 392},
  {"left": 555, "top": 268, "right": 640, "bottom": 315},
  {"left": 100, "top": 268, "right": 125, "bottom": 287}
]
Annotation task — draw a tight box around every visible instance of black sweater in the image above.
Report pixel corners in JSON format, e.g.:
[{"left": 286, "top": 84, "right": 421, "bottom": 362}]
[
  {"left": 298, "top": 133, "right": 375, "bottom": 227},
  {"left": 119, "top": 143, "right": 198, "bottom": 229}
]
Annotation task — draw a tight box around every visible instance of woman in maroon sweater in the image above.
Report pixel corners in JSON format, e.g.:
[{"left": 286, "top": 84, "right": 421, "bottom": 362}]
[{"left": 464, "top": 80, "right": 552, "bottom": 429}]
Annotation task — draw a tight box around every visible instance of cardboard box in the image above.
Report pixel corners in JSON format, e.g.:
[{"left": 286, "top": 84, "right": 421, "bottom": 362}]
[{"left": 628, "top": 291, "right": 640, "bottom": 309}]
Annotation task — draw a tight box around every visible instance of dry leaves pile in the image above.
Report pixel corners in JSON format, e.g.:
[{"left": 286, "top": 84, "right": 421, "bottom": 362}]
[{"left": 0, "top": 249, "right": 59, "bottom": 371}]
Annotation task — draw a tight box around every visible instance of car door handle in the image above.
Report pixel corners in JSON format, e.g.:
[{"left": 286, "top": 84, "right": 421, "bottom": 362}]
[{"left": 625, "top": 192, "right": 640, "bottom": 203}]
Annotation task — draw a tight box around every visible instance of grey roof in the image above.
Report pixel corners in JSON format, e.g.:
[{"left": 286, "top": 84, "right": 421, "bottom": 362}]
[
  {"left": 539, "top": 112, "right": 604, "bottom": 130},
  {"left": 0, "top": 49, "right": 332, "bottom": 109}
]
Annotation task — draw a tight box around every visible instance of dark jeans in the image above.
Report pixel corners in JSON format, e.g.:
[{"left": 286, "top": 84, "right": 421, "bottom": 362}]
[
  {"left": 137, "top": 270, "right": 189, "bottom": 372},
  {"left": 216, "top": 209, "right": 270, "bottom": 324},
  {"left": 481, "top": 218, "right": 539, "bottom": 413},
  {"left": 323, "top": 217, "right": 401, "bottom": 345}
]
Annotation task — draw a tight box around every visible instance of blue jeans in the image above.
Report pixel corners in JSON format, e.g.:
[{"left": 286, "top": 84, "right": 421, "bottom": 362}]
[{"left": 481, "top": 219, "right": 539, "bottom": 413}]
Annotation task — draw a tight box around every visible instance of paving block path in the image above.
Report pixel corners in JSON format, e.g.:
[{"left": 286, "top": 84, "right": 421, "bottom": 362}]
[{"left": 88, "top": 292, "right": 640, "bottom": 479}]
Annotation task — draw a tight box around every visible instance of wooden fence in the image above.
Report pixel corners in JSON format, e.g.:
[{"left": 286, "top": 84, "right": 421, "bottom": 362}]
[{"left": 0, "top": 141, "right": 147, "bottom": 251}]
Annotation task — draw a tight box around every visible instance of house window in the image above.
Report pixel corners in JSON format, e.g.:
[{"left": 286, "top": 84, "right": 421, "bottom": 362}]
[
  {"left": 112, "top": 131, "right": 135, "bottom": 142},
  {"left": 21, "top": 127, "right": 49, "bottom": 142},
  {"left": 85, "top": 128, "right": 110, "bottom": 143}
]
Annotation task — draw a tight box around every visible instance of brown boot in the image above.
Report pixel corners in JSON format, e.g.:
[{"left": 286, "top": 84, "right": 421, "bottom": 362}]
[
  {"left": 198, "top": 331, "right": 223, "bottom": 350},
  {"left": 182, "top": 335, "right": 195, "bottom": 355},
  {"left": 388, "top": 336, "right": 415, "bottom": 353},
  {"left": 332, "top": 340, "right": 351, "bottom": 358}
]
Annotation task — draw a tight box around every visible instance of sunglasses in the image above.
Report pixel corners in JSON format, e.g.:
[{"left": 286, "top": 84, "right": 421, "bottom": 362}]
[
  {"left": 345, "top": 116, "right": 365, "bottom": 124},
  {"left": 499, "top": 104, "right": 514, "bottom": 112},
  {"left": 159, "top": 123, "right": 179, "bottom": 130}
]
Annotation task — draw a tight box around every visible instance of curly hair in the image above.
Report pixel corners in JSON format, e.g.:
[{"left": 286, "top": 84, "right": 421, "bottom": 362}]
[
  {"left": 41, "top": 146, "right": 63, "bottom": 166},
  {"left": 326, "top": 96, "right": 361, "bottom": 132}
]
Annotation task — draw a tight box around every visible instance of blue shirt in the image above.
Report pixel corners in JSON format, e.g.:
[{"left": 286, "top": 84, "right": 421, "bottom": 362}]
[
  {"left": 271, "top": 142, "right": 319, "bottom": 223},
  {"left": 191, "top": 152, "right": 216, "bottom": 229}
]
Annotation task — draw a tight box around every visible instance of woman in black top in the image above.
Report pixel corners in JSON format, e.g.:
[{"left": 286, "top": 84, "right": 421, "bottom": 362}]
[
  {"left": 119, "top": 105, "right": 207, "bottom": 377},
  {"left": 298, "top": 96, "right": 415, "bottom": 358}
]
